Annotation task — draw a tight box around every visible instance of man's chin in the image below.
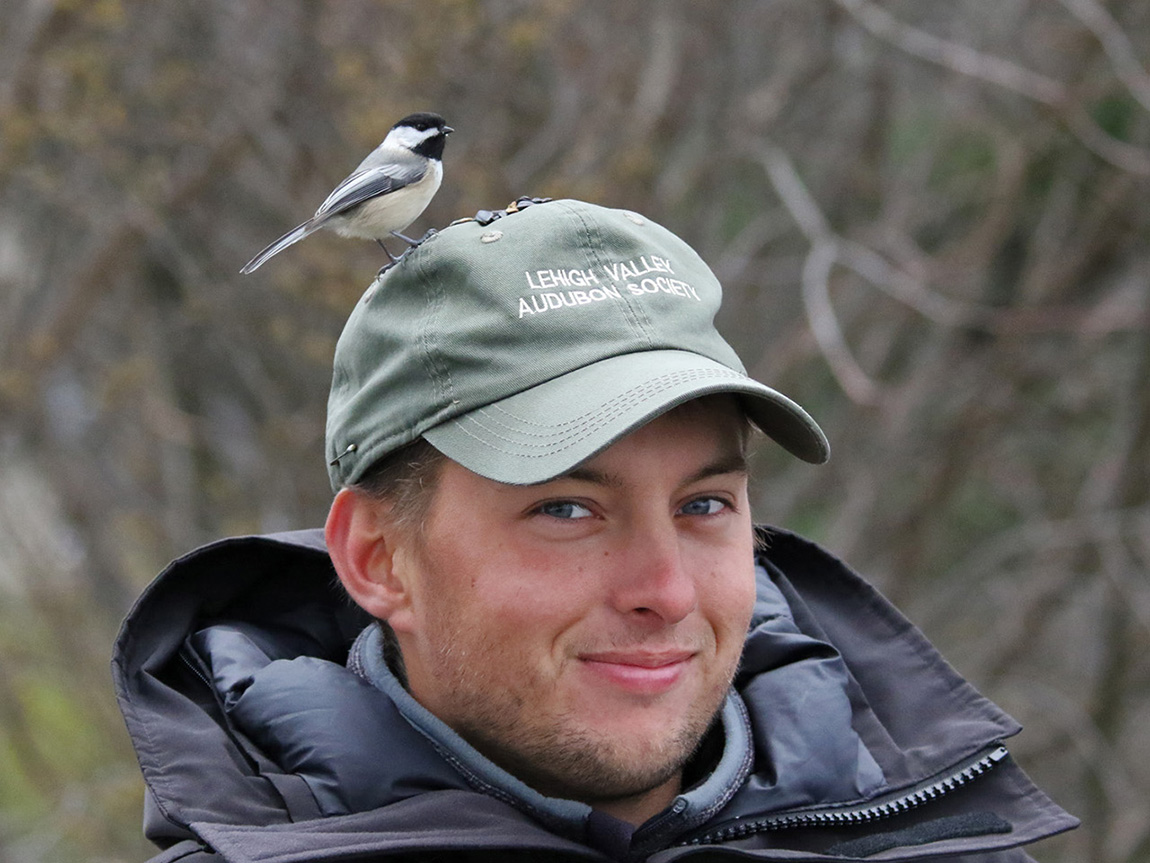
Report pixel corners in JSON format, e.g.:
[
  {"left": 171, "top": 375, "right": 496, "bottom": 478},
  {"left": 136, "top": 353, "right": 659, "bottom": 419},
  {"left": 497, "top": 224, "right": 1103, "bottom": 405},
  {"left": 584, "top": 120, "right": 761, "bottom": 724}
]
[
  {"left": 521, "top": 752, "right": 685, "bottom": 805},
  {"left": 496, "top": 717, "right": 711, "bottom": 804},
  {"left": 447, "top": 680, "right": 731, "bottom": 809}
]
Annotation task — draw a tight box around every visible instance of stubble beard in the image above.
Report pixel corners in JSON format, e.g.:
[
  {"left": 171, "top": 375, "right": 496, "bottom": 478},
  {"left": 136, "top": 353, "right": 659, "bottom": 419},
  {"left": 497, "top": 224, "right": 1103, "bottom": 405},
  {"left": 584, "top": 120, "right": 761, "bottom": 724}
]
[
  {"left": 458, "top": 695, "right": 727, "bottom": 805},
  {"left": 423, "top": 621, "right": 736, "bottom": 806}
]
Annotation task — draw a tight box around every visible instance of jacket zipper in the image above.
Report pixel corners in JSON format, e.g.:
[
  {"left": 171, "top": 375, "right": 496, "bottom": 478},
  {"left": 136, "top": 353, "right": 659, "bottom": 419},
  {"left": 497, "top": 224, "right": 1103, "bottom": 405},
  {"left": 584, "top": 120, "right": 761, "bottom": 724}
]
[{"left": 683, "top": 744, "right": 1010, "bottom": 845}]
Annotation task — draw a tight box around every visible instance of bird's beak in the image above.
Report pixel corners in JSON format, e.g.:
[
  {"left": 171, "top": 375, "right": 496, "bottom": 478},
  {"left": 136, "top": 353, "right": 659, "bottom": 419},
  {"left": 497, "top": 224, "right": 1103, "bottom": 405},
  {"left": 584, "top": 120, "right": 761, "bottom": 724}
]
[{"left": 444, "top": 126, "right": 455, "bottom": 134}]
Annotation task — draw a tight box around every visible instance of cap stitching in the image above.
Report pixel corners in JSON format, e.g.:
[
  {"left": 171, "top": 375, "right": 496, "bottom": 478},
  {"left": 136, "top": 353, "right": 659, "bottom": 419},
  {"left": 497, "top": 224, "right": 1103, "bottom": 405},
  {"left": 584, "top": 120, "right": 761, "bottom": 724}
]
[
  {"left": 613, "top": 210, "right": 657, "bottom": 341},
  {"left": 568, "top": 202, "right": 651, "bottom": 348},
  {"left": 478, "top": 367, "right": 746, "bottom": 436},
  {"left": 417, "top": 241, "right": 457, "bottom": 410},
  {"left": 446, "top": 367, "right": 749, "bottom": 457}
]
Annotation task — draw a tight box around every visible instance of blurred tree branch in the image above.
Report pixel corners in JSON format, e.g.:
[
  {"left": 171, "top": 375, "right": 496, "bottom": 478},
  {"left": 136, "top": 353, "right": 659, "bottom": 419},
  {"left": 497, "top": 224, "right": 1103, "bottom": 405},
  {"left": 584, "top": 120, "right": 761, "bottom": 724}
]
[{"left": 833, "top": 0, "right": 1150, "bottom": 175}]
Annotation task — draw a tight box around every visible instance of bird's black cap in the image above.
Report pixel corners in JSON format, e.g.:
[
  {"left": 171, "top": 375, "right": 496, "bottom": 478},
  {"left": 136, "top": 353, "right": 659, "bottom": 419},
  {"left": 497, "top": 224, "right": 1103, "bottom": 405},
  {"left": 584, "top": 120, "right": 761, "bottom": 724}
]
[{"left": 394, "top": 112, "right": 451, "bottom": 132}]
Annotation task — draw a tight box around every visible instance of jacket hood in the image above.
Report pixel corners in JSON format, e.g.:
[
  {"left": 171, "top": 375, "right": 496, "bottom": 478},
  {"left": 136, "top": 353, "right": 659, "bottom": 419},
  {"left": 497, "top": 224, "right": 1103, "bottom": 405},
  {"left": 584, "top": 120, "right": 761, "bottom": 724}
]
[{"left": 112, "top": 527, "right": 1076, "bottom": 861}]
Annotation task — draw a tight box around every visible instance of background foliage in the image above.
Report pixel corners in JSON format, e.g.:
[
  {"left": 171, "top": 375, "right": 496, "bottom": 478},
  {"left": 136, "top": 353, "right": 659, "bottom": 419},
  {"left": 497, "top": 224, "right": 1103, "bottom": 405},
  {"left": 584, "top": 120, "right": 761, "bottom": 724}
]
[{"left": 2, "top": 1, "right": 1148, "bottom": 860}]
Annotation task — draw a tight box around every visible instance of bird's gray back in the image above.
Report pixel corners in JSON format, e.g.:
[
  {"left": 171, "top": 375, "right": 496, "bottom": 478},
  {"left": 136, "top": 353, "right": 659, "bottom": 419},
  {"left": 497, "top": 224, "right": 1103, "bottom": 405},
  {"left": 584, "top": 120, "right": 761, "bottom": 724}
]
[{"left": 314, "top": 145, "right": 428, "bottom": 219}]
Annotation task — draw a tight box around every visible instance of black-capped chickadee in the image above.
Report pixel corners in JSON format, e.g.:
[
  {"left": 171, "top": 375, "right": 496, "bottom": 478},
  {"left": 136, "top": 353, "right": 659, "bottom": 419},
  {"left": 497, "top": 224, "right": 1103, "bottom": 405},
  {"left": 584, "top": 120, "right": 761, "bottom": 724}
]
[{"left": 241, "top": 112, "right": 453, "bottom": 273}]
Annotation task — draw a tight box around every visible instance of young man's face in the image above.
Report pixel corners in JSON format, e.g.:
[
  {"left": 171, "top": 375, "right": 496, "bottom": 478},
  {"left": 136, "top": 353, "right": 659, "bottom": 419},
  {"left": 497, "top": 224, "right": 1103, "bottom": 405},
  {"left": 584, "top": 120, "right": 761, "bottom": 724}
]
[{"left": 386, "top": 400, "right": 757, "bottom": 822}]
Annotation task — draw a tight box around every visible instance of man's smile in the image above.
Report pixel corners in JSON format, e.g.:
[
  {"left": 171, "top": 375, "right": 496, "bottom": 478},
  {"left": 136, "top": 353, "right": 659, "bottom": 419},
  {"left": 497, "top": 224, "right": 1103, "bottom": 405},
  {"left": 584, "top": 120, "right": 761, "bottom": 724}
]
[{"left": 577, "top": 649, "right": 698, "bottom": 695}]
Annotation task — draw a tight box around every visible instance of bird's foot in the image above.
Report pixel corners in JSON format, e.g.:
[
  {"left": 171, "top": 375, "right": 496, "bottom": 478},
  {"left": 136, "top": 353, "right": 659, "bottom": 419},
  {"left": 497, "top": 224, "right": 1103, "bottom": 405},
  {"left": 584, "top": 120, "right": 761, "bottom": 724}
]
[
  {"left": 374, "top": 229, "right": 438, "bottom": 277},
  {"left": 375, "top": 238, "right": 399, "bottom": 263},
  {"left": 391, "top": 227, "right": 434, "bottom": 248}
]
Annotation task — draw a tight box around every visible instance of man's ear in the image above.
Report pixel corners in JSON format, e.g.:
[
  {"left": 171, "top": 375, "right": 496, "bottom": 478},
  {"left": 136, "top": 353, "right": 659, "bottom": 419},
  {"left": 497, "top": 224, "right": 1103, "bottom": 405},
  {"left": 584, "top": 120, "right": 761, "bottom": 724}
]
[{"left": 325, "top": 488, "right": 413, "bottom": 625}]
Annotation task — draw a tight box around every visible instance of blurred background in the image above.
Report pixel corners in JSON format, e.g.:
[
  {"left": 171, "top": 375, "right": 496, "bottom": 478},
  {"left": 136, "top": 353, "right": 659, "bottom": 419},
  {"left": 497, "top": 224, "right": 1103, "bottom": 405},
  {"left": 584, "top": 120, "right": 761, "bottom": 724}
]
[{"left": 1, "top": 0, "right": 1148, "bottom": 860}]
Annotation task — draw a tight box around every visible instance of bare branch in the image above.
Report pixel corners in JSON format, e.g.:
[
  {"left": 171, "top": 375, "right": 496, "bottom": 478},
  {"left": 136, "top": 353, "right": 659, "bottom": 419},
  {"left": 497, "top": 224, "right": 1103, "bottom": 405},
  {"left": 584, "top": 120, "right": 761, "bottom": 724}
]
[
  {"left": 631, "top": 5, "right": 683, "bottom": 138},
  {"left": 759, "top": 146, "right": 1129, "bottom": 337},
  {"left": 1064, "top": 106, "right": 1150, "bottom": 176},
  {"left": 1012, "top": 682, "right": 1149, "bottom": 837},
  {"left": 803, "top": 237, "right": 881, "bottom": 404},
  {"left": 832, "top": 0, "right": 1065, "bottom": 104},
  {"left": 837, "top": 239, "right": 987, "bottom": 328},
  {"left": 1058, "top": 0, "right": 1150, "bottom": 115},
  {"left": 760, "top": 145, "right": 831, "bottom": 240},
  {"left": 833, "top": 0, "right": 1150, "bottom": 176},
  {"left": 916, "top": 505, "right": 1150, "bottom": 629},
  {"left": 5, "top": 133, "right": 248, "bottom": 378},
  {"left": 761, "top": 145, "right": 880, "bottom": 403}
]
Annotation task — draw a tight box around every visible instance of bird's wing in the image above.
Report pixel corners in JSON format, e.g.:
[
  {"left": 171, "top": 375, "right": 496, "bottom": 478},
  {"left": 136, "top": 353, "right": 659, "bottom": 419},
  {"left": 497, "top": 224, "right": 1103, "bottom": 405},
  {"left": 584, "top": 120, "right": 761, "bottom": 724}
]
[{"left": 313, "top": 161, "right": 427, "bottom": 219}]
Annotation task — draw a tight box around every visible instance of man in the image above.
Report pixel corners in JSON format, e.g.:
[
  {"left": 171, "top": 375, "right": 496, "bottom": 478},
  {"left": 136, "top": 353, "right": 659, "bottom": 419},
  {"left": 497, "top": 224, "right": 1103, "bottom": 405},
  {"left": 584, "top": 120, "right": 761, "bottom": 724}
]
[{"left": 114, "top": 199, "right": 1076, "bottom": 862}]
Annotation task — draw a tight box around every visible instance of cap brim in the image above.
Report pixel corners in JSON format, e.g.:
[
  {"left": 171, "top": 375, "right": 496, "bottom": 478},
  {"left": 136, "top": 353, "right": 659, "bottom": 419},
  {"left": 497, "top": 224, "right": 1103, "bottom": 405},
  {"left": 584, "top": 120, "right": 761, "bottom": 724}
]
[{"left": 421, "top": 350, "right": 829, "bottom": 484}]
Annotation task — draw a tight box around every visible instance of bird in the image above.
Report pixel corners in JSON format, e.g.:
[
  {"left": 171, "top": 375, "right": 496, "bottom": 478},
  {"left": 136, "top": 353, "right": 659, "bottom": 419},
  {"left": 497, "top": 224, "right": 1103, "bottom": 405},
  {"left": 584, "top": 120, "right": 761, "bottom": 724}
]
[{"left": 241, "top": 112, "right": 453, "bottom": 273}]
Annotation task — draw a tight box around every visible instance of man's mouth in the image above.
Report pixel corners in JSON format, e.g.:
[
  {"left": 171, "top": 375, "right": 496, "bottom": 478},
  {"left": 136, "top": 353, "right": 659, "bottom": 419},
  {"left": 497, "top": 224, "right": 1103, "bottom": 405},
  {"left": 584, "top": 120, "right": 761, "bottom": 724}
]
[{"left": 576, "top": 649, "right": 696, "bottom": 695}]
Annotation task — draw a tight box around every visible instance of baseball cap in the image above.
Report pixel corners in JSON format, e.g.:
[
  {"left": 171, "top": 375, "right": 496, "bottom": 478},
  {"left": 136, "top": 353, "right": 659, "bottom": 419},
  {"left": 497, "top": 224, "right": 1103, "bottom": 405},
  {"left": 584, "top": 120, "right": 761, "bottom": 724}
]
[{"left": 326, "top": 198, "right": 828, "bottom": 489}]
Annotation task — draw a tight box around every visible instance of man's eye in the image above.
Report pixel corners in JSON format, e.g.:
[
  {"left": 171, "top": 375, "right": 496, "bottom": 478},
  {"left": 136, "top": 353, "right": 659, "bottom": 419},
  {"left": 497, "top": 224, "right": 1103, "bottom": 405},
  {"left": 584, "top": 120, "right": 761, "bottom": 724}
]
[
  {"left": 680, "top": 497, "right": 728, "bottom": 516},
  {"left": 537, "top": 501, "right": 593, "bottom": 520}
]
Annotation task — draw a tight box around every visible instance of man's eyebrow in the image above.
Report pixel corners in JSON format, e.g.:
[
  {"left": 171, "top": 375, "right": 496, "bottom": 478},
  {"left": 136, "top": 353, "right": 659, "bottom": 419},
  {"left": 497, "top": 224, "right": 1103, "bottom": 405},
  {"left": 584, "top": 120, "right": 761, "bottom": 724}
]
[
  {"left": 561, "top": 465, "right": 624, "bottom": 488},
  {"left": 683, "top": 452, "right": 749, "bottom": 485}
]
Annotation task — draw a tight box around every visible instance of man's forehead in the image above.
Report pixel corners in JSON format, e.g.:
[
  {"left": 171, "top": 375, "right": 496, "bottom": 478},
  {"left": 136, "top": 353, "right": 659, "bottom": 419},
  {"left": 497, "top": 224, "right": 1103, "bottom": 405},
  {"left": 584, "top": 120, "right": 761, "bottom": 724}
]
[{"left": 533, "top": 396, "right": 751, "bottom": 486}]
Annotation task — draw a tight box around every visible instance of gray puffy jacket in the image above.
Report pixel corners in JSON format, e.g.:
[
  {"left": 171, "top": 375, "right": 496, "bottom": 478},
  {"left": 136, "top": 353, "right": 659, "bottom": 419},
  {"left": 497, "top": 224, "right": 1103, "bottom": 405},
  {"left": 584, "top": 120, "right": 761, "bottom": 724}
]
[{"left": 112, "top": 526, "right": 1077, "bottom": 862}]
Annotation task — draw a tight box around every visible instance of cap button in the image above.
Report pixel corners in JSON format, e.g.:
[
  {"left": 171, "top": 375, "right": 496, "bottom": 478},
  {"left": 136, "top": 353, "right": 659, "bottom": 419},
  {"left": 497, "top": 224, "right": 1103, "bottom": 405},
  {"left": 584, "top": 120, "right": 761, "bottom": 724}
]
[{"left": 329, "top": 442, "right": 358, "bottom": 467}]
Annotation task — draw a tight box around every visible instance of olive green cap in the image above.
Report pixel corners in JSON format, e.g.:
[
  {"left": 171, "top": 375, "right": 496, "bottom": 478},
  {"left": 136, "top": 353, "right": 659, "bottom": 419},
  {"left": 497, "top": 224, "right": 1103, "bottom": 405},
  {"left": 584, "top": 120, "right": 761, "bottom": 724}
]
[{"left": 326, "top": 199, "right": 828, "bottom": 489}]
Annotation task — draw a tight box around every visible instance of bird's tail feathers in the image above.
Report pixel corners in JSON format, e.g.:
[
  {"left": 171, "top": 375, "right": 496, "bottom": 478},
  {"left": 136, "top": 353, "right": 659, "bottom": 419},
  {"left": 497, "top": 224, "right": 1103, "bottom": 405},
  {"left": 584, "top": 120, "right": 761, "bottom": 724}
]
[{"left": 240, "top": 218, "right": 325, "bottom": 274}]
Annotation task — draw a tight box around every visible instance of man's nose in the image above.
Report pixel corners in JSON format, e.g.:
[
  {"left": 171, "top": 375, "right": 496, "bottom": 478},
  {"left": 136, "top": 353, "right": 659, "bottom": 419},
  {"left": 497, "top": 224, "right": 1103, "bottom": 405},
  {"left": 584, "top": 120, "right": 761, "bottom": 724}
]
[{"left": 609, "top": 518, "right": 698, "bottom": 625}]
